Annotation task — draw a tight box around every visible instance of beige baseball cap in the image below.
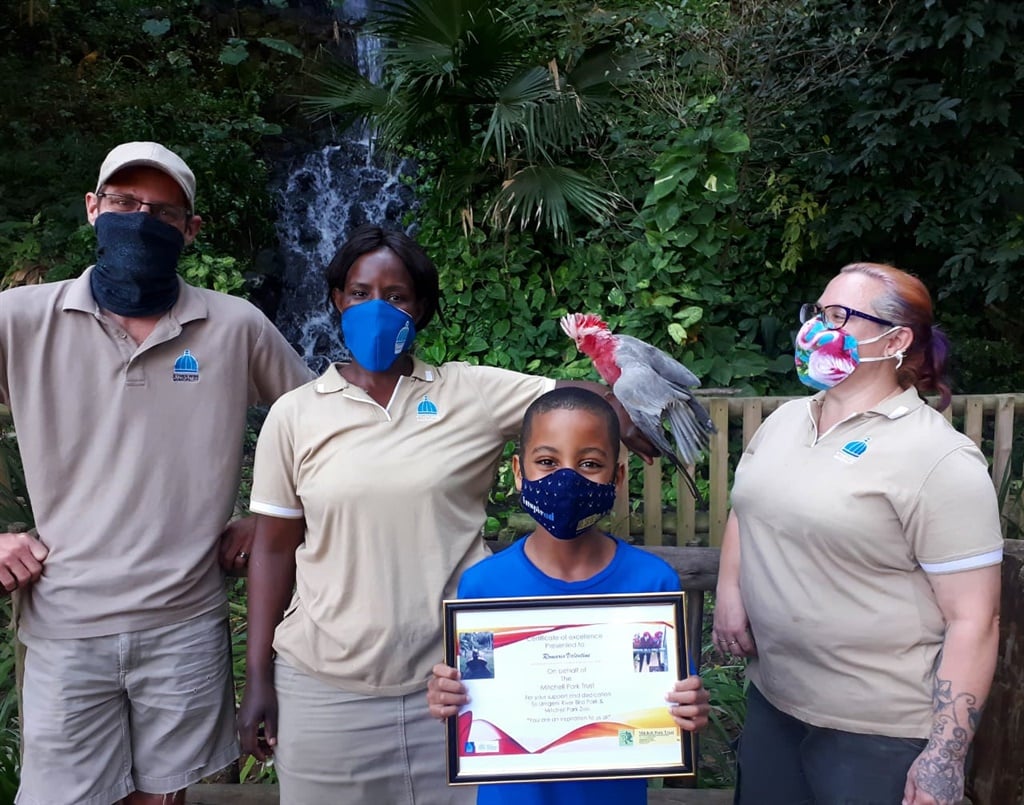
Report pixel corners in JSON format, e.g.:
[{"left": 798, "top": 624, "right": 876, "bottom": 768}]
[{"left": 95, "top": 142, "right": 196, "bottom": 210}]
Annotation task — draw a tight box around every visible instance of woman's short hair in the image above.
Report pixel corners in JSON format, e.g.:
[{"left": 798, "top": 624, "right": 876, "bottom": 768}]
[
  {"left": 841, "top": 262, "right": 952, "bottom": 410},
  {"left": 324, "top": 224, "right": 441, "bottom": 330}
]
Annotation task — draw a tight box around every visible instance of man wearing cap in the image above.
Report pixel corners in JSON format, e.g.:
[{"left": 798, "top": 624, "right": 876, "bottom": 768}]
[{"left": 0, "top": 142, "right": 313, "bottom": 804}]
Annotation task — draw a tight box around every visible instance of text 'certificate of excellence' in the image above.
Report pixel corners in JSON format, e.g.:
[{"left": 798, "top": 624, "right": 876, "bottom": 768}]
[{"left": 442, "top": 592, "right": 695, "bottom": 785}]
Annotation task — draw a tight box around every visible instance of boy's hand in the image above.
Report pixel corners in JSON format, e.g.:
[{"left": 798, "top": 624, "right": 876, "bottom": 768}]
[
  {"left": 665, "top": 676, "right": 710, "bottom": 732},
  {"left": 427, "top": 662, "right": 469, "bottom": 721}
]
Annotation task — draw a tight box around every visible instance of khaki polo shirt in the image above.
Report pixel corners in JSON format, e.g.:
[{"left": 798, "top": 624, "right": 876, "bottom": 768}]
[
  {"left": 250, "top": 360, "right": 554, "bottom": 696},
  {"left": 731, "top": 387, "right": 1003, "bottom": 738},
  {"left": 0, "top": 269, "right": 312, "bottom": 638}
]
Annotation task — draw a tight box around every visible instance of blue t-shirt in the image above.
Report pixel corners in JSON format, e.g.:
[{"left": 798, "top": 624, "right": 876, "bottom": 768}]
[{"left": 457, "top": 535, "right": 681, "bottom": 805}]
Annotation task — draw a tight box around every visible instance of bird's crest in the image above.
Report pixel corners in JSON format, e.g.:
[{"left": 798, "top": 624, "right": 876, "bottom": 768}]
[{"left": 559, "top": 312, "right": 610, "bottom": 343}]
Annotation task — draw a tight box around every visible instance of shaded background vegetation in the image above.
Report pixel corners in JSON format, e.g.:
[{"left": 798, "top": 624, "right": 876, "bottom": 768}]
[
  {"left": 1, "top": 0, "right": 1022, "bottom": 794},
  {"left": 2, "top": 0, "right": 1022, "bottom": 394}
]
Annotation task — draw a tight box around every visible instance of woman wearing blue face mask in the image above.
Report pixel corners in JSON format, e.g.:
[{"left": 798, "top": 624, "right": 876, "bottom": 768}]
[
  {"left": 237, "top": 226, "right": 659, "bottom": 805},
  {"left": 714, "top": 263, "right": 1003, "bottom": 805}
]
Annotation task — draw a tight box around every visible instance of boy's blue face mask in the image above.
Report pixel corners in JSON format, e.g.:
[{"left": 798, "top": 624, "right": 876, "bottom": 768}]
[
  {"left": 340, "top": 299, "right": 417, "bottom": 372},
  {"left": 519, "top": 468, "right": 617, "bottom": 541}
]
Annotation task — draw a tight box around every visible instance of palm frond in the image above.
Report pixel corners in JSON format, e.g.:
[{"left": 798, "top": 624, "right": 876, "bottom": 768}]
[
  {"left": 482, "top": 66, "right": 557, "bottom": 164},
  {"left": 489, "top": 165, "right": 622, "bottom": 240},
  {"left": 374, "top": 0, "right": 526, "bottom": 97},
  {"left": 303, "top": 62, "right": 390, "bottom": 122},
  {"left": 483, "top": 64, "right": 605, "bottom": 165},
  {"left": 566, "top": 44, "right": 646, "bottom": 102}
]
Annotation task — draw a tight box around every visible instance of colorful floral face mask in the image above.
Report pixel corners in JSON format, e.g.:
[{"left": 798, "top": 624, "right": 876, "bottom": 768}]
[{"left": 794, "top": 318, "right": 903, "bottom": 390}]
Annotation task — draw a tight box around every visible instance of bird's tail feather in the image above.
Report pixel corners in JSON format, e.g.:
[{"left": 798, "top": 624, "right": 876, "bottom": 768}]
[
  {"left": 665, "top": 402, "right": 712, "bottom": 465},
  {"left": 686, "top": 396, "right": 716, "bottom": 434},
  {"left": 677, "top": 463, "right": 702, "bottom": 504}
]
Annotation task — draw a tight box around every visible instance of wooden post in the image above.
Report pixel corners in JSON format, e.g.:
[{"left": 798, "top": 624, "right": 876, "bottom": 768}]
[
  {"left": 966, "top": 539, "right": 1024, "bottom": 805},
  {"left": 676, "top": 464, "right": 697, "bottom": 545},
  {"left": 963, "top": 397, "right": 984, "bottom": 448},
  {"left": 644, "top": 460, "right": 664, "bottom": 546},
  {"left": 708, "top": 400, "right": 730, "bottom": 546},
  {"left": 991, "top": 395, "right": 1015, "bottom": 489},
  {"left": 610, "top": 445, "right": 631, "bottom": 538}
]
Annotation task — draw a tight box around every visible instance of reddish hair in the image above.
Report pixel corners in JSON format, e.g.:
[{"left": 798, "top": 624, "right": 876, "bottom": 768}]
[{"left": 840, "top": 262, "right": 952, "bottom": 410}]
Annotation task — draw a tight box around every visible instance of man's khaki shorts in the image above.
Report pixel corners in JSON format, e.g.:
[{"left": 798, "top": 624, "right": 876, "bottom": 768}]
[{"left": 16, "top": 607, "right": 239, "bottom": 805}]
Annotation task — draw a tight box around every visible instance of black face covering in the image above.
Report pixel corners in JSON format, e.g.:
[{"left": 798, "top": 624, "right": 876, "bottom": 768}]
[{"left": 90, "top": 212, "right": 184, "bottom": 317}]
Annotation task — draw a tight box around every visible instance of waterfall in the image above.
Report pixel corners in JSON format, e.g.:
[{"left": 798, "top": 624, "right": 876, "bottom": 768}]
[
  {"left": 271, "top": 0, "right": 416, "bottom": 373},
  {"left": 272, "top": 146, "right": 416, "bottom": 373}
]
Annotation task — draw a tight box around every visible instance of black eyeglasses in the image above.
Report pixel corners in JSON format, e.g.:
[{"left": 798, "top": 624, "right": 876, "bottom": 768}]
[
  {"left": 799, "top": 302, "right": 894, "bottom": 330},
  {"left": 96, "top": 192, "right": 191, "bottom": 225}
]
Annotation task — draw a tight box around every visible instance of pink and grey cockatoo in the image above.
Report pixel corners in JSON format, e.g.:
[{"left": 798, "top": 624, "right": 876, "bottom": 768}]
[{"left": 560, "top": 312, "right": 716, "bottom": 501}]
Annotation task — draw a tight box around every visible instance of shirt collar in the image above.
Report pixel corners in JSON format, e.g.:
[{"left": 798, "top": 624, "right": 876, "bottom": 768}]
[
  {"left": 803, "top": 386, "right": 924, "bottom": 422},
  {"left": 870, "top": 386, "right": 925, "bottom": 419},
  {"left": 63, "top": 266, "right": 209, "bottom": 325},
  {"left": 314, "top": 356, "right": 439, "bottom": 395}
]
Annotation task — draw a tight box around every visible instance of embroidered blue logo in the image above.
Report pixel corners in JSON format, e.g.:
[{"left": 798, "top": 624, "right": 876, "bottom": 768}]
[
  {"left": 172, "top": 349, "right": 200, "bottom": 383},
  {"left": 416, "top": 394, "right": 439, "bottom": 421},
  {"left": 835, "top": 436, "right": 869, "bottom": 464}
]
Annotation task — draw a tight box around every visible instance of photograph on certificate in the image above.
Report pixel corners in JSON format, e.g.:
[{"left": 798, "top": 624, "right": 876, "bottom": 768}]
[{"left": 442, "top": 591, "right": 695, "bottom": 785}]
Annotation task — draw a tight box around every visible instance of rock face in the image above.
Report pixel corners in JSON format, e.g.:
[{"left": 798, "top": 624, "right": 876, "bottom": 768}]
[
  {"left": 256, "top": 0, "right": 419, "bottom": 370},
  {"left": 270, "top": 142, "right": 418, "bottom": 372},
  {"left": 967, "top": 539, "right": 1024, "bottom": 805}
]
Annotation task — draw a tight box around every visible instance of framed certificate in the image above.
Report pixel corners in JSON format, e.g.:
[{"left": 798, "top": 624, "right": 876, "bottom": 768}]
[{"left": 442, "top": 591, "right": 695, "bottom": 785}]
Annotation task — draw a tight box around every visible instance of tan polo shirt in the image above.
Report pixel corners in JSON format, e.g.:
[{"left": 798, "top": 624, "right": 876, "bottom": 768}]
[
  {"left": 250, "top": 360, "right": 554, "bottom": 696},
  {"left": 0, "top": 269, "right": 312, "bottom": 638},
  {"left": 731, "top": 387, "right": 1003, "bottom": 738}
]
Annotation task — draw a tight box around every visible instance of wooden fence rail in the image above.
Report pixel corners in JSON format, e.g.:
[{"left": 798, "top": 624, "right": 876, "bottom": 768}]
[{"left": 615, "top": 393, "right": 1024, "bottom": 547}]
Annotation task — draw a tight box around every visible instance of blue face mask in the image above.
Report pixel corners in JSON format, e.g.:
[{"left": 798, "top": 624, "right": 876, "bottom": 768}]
[
  {"left": 519, "top": 468, "right": 617, "bottom": 541},
  {"left": 340, "top": 299, "right": 417, "bottom": 372},
  {"left": 90, "top": 212, "right": 184, "bottom": 317}
]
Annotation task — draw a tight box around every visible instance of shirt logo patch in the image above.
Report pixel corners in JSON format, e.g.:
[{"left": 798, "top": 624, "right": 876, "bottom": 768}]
[
  {"left": 835, "top": 437, "right": 869, "bottom": 464},
  {"left": 416, "top": 394, "right": 439, "bottom": 421},
  {"left": 172, "top": 349, "right": 200, "bottom": 383}
]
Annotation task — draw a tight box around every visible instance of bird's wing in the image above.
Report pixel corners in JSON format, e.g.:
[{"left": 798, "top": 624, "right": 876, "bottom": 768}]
[
  {"left": 614, "top": 335, "right": 702, "bottom": 389},
  {"left": 614, "top": 364, "right": 715, "bottom": 466},
  {"left": 614, "top": 375, "right": 704, "bottom": 502}
]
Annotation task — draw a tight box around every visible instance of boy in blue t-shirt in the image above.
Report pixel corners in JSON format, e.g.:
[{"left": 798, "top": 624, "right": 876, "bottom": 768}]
[{"left": 427, "top": 387, "right": 710, "bottom": 805}]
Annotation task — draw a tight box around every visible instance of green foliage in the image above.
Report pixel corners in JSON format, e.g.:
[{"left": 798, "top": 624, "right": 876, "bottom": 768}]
[
  {"left": 0, "top": 416, "right": 31, "bottom": 533},
  {"left": 0, "top": 418, "right": 28, "bottom": 797},
  {"left": 690, "top": 0, "right": 1024, "bottom": 389},
  {"left": 697, "top": 593, "right": 746, "bottom": 788},
  {"left": 306, "top": 0, "right": 635, "bottom": 238},
  {"left": 0, "top": 0, "right": 306, "bottom": 286},
  {"left": 179, "top": 251, "right": 247, "bottom": 296}
]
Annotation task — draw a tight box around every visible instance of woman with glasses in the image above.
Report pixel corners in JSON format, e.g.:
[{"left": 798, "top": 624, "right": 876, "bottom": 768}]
[{"left": 714, "top": 263, "right": 1002, "bottom": 805}]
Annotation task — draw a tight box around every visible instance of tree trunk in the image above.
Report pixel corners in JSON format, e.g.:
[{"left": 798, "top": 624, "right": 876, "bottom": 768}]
[{"left": 966, "top": 539, "right": 1024, "bottom": 804}]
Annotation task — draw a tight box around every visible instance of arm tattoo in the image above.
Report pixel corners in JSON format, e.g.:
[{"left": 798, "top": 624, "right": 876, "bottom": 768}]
[{"left": 913, "top": 675, "right": 985, "bottom": 803}]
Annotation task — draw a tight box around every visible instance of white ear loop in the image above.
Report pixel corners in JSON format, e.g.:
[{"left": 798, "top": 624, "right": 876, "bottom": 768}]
[{"left": 859, "top": 326, "right": 906, "bottom": 369}]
